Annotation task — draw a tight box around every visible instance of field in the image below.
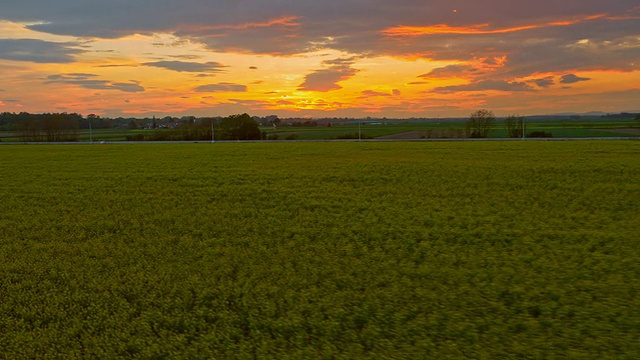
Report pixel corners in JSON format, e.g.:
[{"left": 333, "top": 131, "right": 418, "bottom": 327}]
[
  {"left": 265, "top": 118, "right": 640, "bottom": 140},
  {"left": 1, "top": 141, "right": 639, "bottom": 358},
  {"left": 1, "top": 116, "right": 639, "bottom": 142}
]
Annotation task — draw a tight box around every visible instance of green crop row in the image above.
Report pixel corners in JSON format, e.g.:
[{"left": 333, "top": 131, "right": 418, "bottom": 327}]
[{"left": 0, "top": 141, "right": 639, "bottom": 358}]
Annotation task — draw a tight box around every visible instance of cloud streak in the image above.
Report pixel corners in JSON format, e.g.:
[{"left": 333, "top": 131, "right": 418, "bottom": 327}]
[
  {"left": 46, "top": 74, "right": 144, "bottom": 92},
  {"left": 0, "top": 39, "right": 82, "bottom": 63},
  {"left": 560, "top": 74, "right": 592, "bottom": 84},
  {"left": 381, "top": 15, "right": 607, "bottom": 37},
  {"left": 432, "top": 80, "right": 536, "bottom": 94},
  {"left": 143, "top": 61, "right": 228, "bottom": 73},
  {"left": 194, "top": 83, "right": 248, "bottom": 93}
]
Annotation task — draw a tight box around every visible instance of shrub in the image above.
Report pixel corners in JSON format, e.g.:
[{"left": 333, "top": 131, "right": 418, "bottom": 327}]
[
  {"left": 125, "top": 133, "right": 145, "bottom": 141},
  {"left": 527, "top": 131, "right": 553, "bottom": 138},
  {"left": 336, "top": 133, "right": 373, "bottom": 139}
]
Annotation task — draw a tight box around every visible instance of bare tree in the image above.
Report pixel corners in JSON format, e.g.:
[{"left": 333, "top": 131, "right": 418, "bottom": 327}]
[
  {"left": 466, "top": 109, "right": 496, "bottom": 138},
  {"left": 504, "top": 115, "right": 525, "bottom": 138},
  {"left": 16, "top": 113, "right": 79, "bottom": 142}
]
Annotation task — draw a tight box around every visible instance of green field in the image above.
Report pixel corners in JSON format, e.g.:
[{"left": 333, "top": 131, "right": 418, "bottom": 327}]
[
  {"left": 1, "top": 116, "right": 638, "bottom": 142},
  {"left": 259, "top": 119, "right": 640, "bottom": 140},
  {"left": 1, "top": 142, "right": 639, "bottom": 358}
]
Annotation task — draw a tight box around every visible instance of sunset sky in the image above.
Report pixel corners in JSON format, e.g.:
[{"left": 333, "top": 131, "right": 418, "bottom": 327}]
[{"left": 1, "top": 1, "right": 639, "bottom": 118}]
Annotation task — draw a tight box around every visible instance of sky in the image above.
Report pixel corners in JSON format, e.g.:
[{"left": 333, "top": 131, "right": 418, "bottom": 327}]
[{"left": 0, "top": 1, "right": 639, "bottom": 118}]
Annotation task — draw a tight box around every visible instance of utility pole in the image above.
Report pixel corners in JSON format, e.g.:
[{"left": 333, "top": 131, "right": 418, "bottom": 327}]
[{"left": 211, "top": 122, "right": 215, "bottom": 143}]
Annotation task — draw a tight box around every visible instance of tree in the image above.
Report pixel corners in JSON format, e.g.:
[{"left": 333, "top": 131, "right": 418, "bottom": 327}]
[
  {"left": 16, "top": 113, "right": 79, "bottom": 142},
  {"left": 42, "top": 113, "right": 79, "bottom": 142},
  {"left": 84, "top": 113, "right": 111, "bottom": 129},
  {"left": 16, "top": 113, "right": 44, "bottom": 142},
  {"left": 218, "top": 113, "right": 261, "bottom": 140},
  {"left": 466, "top": 109, "right": 496, "bottom": 138},
  {"left": 635, "top": 113, "right": 640, "bottom": 122},
  {"left": 200, "top": 117, "right": 218, "bottom": 140},
  {"left": 504, "top": 115, "right": 525, "bottom": 138}
]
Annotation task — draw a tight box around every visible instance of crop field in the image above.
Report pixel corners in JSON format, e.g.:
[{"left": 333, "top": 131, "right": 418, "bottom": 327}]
[
  {"left": 1, "top": 141, "right": 639, "bottom": 358},
  {"left": 227, "top": 120, "right": 640, "bottom": 141}
]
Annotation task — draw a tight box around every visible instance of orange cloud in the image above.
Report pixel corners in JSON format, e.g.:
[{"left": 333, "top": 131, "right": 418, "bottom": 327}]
[
  {"left": 181, "top": 16, "right": 301, "bottom": 33},
  {"left": 381, "top": 14, "right": 607, "bottom": 37}
]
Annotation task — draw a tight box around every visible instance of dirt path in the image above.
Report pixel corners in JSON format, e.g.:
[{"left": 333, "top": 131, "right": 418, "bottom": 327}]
[
  {"left": 377, "top": 130, "right": 467, "bottom": 139},
  {"left": 598, "top": 128, "right": 640, "bottom": 135},
  {"left": 377, "top": 131, "right": 427, "bottom": 139}
]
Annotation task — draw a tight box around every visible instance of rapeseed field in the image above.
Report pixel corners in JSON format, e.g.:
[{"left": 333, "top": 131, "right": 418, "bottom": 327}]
[{"left": 1, "top": 141, "right": 638, "bottom": 358}]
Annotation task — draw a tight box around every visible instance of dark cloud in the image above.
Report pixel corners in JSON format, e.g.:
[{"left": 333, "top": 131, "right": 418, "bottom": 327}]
[
  {"left": 143, "top": 60, "right": 228, "bottom": 73},
  {"left": 111, "top": 83, "right": 145, "bottom": 92},
  {"left": 169, "top": 54, "right": 202, "bottom": 60},
  {"left": 420, "top": 65, "right": 479, "bottom": 79},
  {"left": 94, "top": 64, "right": 138, "bottom": 68},
  {"left": 45, "top": 73, "right": 144, "bottom": 92},
  {"left": 175, "top": 16, "right": 305, "bottom": 55},
  {"left": 560, "top": 74, "right": 591, "bottom": 84},
  {"left": 323, "top": 57, "right": 360, "bottom": 66},
  {"left": 227, "top": 99, "right": 271, "bottom": 110},
  {"left": 360, "top": 90, "right": 392, "bottom": 98},
  {"left": 2, "top": 1, "right": 634, "bottom": 58},
  {"left": 194, "top": 83, "right": 247, "bottom": 93},
  {"left": 0, "top": 98, "right": 21, "bottom": 108},
  {"left": 0, "top": 39, "right": 82, "bottom": 63},
  {"left": 298, "top": 66, "right": 359, "bottom": 92},
  {"left": 531, "top": 77, "right": 555, "bottom": 88},
  {"left": 432, "top": 80, "right": 535, "bottom": 93},
  {"left": 298, "top": 58, "right": 359, "bottom": 92},
  {"left": 498, "top": 18, "right": 640, "bottom": 76},
  {"left": 359, "top": 89, "right": 401, "bottom": 98}
]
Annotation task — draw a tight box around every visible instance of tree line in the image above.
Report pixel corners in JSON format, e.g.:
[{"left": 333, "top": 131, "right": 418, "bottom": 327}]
[
  {"left": 1, "top": 112, "right": 83, "bottom": 142},
  {"left": 128, "top": 113, "right": 262, "bottom": 141},
  {"left": 0, "top": 112, "right": 263, "bottom": 142},
  {"left": 465, "top": 110, "right": 553, "bottom": 138}
]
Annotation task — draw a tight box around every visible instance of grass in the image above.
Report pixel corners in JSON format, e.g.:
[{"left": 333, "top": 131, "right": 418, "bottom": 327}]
[
  {"left": 0, "top": 141, "right": 639, "bottom": 358},
  {"left": 264, "top": 118, "right": 640, "bottom": 140}
]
